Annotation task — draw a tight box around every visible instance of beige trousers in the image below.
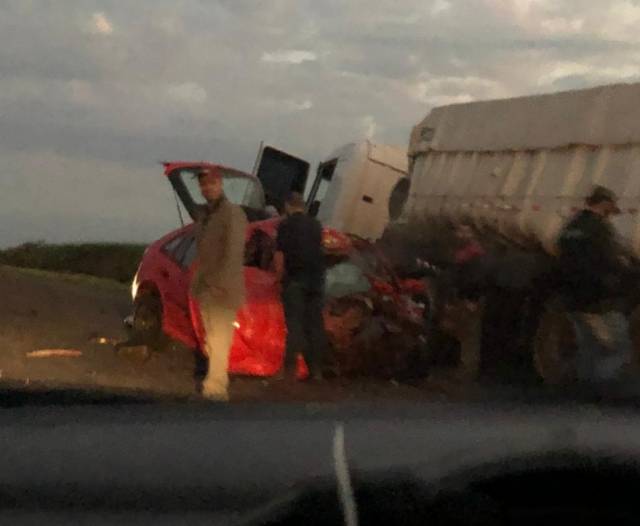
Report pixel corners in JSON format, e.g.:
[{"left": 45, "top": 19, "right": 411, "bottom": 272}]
[{"left": 200, "top": 301, "right": 237, "bottom": 398}]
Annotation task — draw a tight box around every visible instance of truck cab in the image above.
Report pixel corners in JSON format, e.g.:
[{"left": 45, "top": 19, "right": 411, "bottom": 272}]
[{"left": 306, "top": 141, "right": 409, "bottom": 241}]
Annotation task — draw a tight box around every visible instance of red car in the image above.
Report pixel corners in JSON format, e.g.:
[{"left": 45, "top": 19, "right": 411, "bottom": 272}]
[{"left": 128, "top": 157, "right": 426, "bottom": 378}]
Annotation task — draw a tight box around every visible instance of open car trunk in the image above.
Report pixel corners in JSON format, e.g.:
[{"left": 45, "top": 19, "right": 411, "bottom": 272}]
[{"left": 163, "top": 145, "right": 310, "bottom": 223}]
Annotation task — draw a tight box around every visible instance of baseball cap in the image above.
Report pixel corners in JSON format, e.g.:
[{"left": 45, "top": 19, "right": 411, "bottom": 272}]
[{"left": 586, "top": 185, "right": 621, "bottom": 213}]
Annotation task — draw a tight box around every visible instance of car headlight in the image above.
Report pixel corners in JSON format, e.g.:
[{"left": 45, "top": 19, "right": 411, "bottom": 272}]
[{"left": 131, "top": 271, "right": 140, "bottom": 301}]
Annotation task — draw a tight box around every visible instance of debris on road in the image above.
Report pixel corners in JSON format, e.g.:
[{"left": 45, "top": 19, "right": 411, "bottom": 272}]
[
  {"left": 27, "top": 349, "right": 83, "bottom": 358},
  {"left": 89, "top": 335, "right": 119, "bottom": 345},
  {"left": 116, "top": 344, "right": 151, "bottom": 362}
]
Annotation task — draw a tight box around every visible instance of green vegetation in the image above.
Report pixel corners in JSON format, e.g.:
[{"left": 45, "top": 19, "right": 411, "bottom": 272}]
[
  {"left": 0, "top": 242, "right": 147, "bottom": 283},
  {"left": 0, "top": 265, "right": 129, "bottom": 291}
]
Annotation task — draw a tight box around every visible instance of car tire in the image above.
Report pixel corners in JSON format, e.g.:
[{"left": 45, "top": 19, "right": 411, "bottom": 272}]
[{"left": 131, "top": 292, "right": 167, "bottom": 351}]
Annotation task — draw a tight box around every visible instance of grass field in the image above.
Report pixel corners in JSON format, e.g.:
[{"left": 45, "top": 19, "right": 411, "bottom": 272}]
[{"left": 0, "top": 242, "right": 147, "bottom": 283}]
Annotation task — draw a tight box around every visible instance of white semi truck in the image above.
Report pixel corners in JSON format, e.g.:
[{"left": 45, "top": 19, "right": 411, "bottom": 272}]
[
  {"left": 389, "top": 82, "right": 640, "bottom": 382},
  {"left": 248, "top": 140, "right": 408, "bottom": 240}
]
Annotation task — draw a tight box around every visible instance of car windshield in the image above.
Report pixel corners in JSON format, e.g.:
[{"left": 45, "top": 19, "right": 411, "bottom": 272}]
[{"left": 5, "top": 4, "right": 640, "bottom": 504}]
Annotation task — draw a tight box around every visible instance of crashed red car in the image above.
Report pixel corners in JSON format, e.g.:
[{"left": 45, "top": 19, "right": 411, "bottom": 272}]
[{"left": 128, "top": 159, "right": 426, "bottom": 378}]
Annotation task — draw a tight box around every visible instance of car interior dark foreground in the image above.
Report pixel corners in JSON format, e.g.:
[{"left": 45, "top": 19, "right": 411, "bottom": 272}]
[
  {"left": 247, "top": 453, "right": 640, "bottom": 526},
  {"left": 2, "top": 392, "right": 640, "bottom": 525}
]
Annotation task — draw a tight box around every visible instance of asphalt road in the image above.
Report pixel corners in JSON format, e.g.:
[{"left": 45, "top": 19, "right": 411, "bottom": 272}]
[{"left": 0, "top": 265, "right": 456, "bottom": 403}]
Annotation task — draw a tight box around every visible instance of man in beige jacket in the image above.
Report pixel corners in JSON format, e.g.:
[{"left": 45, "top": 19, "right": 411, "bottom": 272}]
[{"left": 191, "top": 167, "right": 247, "bottom": 401}]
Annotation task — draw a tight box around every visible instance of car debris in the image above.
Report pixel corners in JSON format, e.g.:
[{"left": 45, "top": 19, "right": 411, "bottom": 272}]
[
  {"left": 89, "top": 335, "right": 119, "bottom": 345},
  {"left": 116, "top": 344, "right": 151, "bottom": 362},
  {"left": 26, "top": 349, "right": 83, "bottom": 358}
]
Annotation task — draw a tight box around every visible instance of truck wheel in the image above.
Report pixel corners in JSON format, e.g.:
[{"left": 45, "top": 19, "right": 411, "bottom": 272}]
[
  {"left": 131, "top": 292, "right": 166, "bottom": 351},
  {"left": 533, "top": 301, "right": 576, "bottom": 384},
  {"left": 440, "top": 300, "right": 482, "bottom": 382}
]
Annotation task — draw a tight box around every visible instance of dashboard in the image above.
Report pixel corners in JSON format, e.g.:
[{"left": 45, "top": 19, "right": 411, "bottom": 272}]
[{"left": 1, "top": 392, "right": 639, "bottom": 524}]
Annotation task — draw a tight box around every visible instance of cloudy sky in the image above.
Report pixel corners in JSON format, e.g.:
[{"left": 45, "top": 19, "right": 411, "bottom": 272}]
[{"left": 2, "top": 0, "right": 640, "bottom": 247}]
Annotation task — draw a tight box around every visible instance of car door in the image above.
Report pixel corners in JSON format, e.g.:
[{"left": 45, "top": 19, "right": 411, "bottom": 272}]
[
  {"left": 253, "top": 145, "right": 310, "bottom": 214},
  {"left": 187, "top": 224, "right": 284, "bottom": 373},
  {"left": 159, "top": 232, "right": 197, "bottom": 344},
  {"left": 229, "top": 227, "right": 285, "bottom": 375}
]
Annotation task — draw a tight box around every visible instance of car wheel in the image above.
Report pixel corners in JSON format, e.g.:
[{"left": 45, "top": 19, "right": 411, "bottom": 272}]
[{"left": 132, "top": 292, "right": 166, "bottom": 351}]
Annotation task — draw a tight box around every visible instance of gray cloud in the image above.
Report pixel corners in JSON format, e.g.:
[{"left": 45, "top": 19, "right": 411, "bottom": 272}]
[{"left": 2, "top": 0, "right": 640, "bottom": 246}]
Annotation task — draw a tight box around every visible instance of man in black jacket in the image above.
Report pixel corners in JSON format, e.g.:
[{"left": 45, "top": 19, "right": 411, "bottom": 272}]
[
  {"left": 557, "top": 185, "right": 633, "bottom": 383},
  {"left": 274, "top": 193, "right": 328, "bottom": 381}
]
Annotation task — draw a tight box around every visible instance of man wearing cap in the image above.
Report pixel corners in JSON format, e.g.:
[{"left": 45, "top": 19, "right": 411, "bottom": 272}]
[
  {"left": 274, "top": 192, "right": 328, "bottom": 381},
  {"left": 557, "top": 185, "right": 633, "bottom": 384},
  {"left": 191, "top": 167, "right": 247, "bottom": 400}
]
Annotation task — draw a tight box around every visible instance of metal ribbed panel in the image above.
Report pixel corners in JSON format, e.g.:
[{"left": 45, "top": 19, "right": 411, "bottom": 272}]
[{"left": 407, "top": 143, "right": 640, "bottom": 257}]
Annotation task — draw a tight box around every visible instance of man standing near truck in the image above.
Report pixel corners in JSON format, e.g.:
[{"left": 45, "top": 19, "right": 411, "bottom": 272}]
[
  {"left": 557, "top": 185, "right": 634, "bottom": 384},
  {"left": 274, "top": 192, "right": 328, "bottom": 381},
  {"left": 191, "top": 167, "right": 247, "bottom": 401}
]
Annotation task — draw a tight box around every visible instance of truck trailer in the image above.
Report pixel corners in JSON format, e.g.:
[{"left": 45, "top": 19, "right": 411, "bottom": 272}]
[{"left": 390, "top": 82, "right": 640, "bottom": 383}]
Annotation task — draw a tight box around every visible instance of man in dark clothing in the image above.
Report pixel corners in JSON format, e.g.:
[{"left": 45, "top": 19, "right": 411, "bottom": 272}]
[
  {"left": 274, "top": 193, "right": 328, "bottom": 380},
  {"left": 557, "top": 185, "right": 633, "bottom": 383}
]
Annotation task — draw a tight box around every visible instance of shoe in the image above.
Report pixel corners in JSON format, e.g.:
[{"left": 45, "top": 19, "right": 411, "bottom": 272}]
[
  {"left": 202, "top": 391, "right": 229, "bottom": 402},
  {"left": 201, "top": 385, "right": 229, "bottom": 402}
]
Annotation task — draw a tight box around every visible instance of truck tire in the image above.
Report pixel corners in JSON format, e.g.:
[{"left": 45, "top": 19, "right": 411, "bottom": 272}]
[
  {"left": 437, "top": 299, "right": 482, "bottom": 382},
  {"left": 533, "top": 300, "right": 577, "bottom": 384}
]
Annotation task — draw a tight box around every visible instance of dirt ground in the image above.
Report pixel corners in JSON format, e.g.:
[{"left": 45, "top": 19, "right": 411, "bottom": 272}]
[{"left": 0, "top": 265, "right": 460, "bottom": 403}]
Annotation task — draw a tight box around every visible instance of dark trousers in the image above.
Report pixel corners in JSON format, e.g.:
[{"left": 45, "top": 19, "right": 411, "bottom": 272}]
[{"left": 282, "top": 280, "right": 328, "bottom": 375}]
